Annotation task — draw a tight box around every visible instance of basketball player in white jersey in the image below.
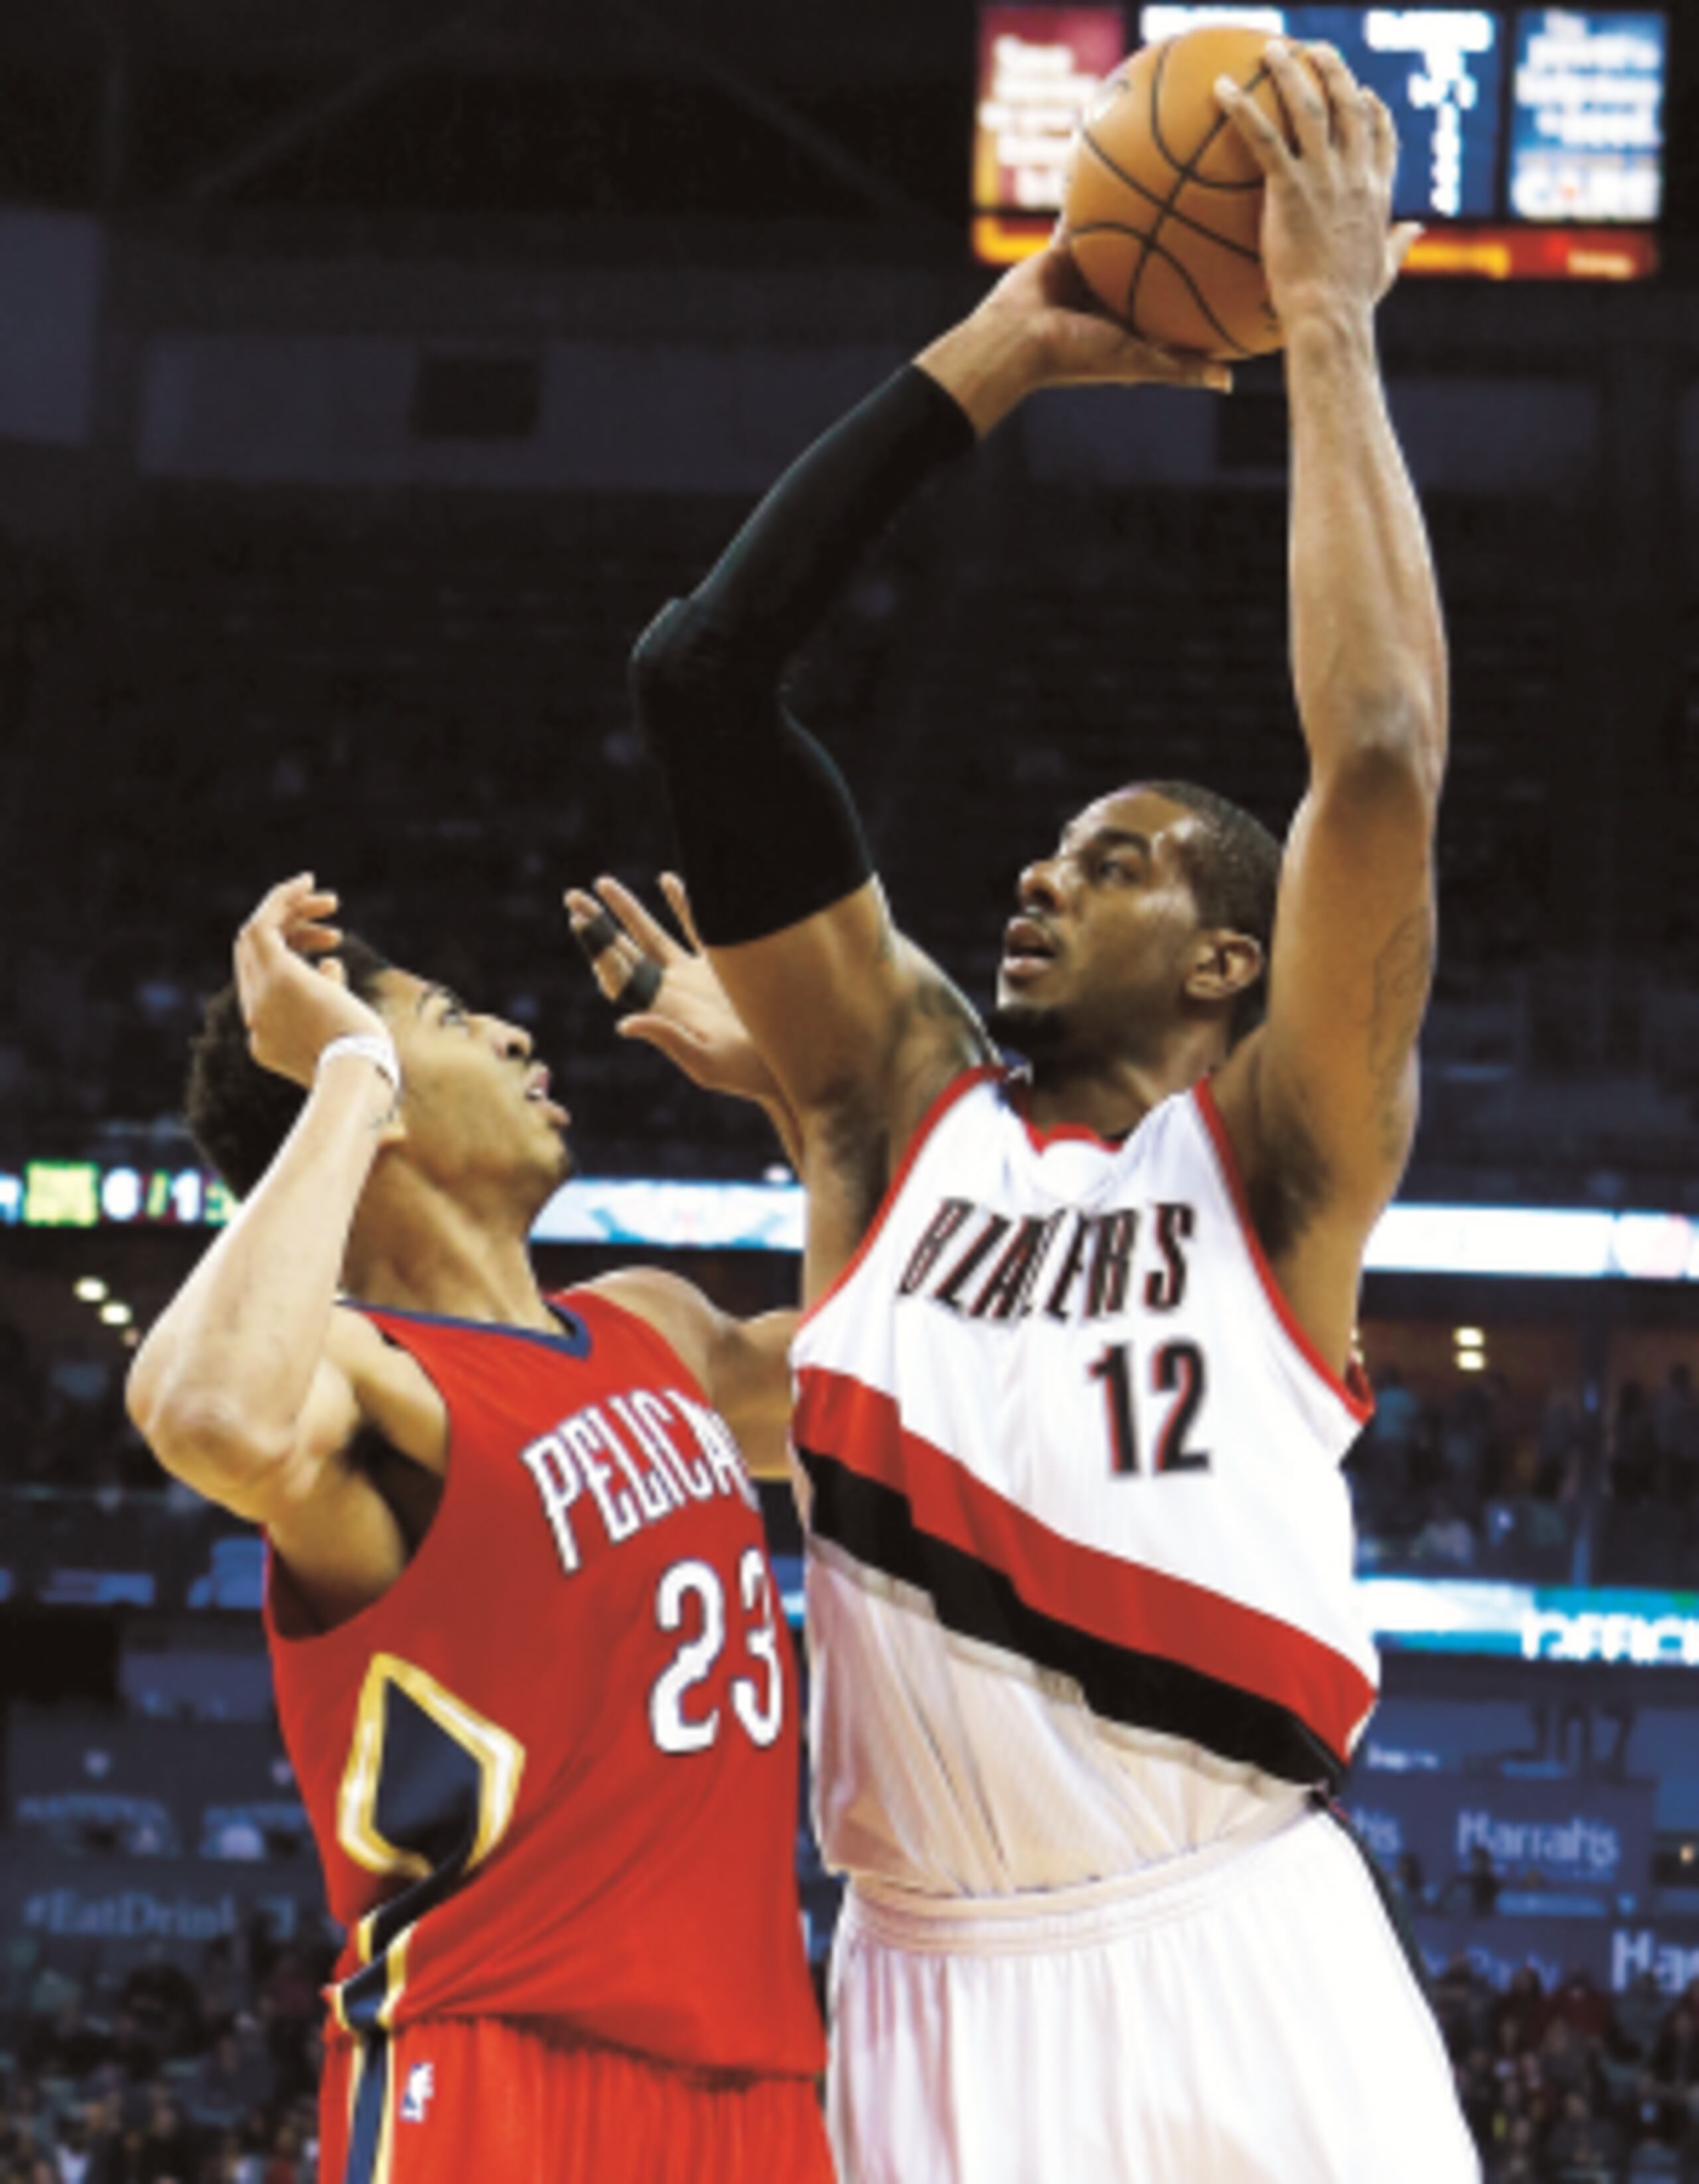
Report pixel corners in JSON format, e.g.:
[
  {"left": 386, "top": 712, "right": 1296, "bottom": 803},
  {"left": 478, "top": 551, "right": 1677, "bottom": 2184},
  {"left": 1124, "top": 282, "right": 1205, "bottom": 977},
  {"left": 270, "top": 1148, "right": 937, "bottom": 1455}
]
[{"left": 605, "top": 40, "right": 1478, "bottom": 2183}]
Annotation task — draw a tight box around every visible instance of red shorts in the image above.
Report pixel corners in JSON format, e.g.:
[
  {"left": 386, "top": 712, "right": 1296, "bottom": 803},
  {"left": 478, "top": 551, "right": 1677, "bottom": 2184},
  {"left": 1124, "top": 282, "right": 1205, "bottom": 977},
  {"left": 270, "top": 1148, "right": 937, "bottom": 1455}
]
[{"left": 319, "top": 2019, "right": 832, "bottom": 2184}]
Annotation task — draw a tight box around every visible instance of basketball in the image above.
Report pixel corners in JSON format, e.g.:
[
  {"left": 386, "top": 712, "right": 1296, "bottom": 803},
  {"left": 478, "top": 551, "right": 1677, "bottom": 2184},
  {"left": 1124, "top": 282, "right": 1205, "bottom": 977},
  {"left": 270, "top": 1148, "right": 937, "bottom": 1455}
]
[{"left": 1062, "top": 27, "right": 1329, "bottom": 361}]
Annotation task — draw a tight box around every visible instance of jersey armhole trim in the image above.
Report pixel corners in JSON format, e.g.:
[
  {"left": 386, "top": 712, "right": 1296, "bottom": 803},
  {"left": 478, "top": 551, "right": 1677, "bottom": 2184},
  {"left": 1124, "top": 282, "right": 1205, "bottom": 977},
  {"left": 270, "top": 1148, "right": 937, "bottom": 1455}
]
[
  {"left": 797, "top": 1063, "right": 1003, "bottom": 1334},
  {"left": 1191, "top": 1077, "right": 1374, "bottom": 1429}
]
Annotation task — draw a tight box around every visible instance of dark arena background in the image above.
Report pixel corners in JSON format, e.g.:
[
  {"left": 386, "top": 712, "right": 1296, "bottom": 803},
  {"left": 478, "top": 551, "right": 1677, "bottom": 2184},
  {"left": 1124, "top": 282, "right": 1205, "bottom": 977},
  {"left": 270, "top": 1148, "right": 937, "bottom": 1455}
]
[{"left": 0, "top": 3, "right": 1697, "bottom": 2179}]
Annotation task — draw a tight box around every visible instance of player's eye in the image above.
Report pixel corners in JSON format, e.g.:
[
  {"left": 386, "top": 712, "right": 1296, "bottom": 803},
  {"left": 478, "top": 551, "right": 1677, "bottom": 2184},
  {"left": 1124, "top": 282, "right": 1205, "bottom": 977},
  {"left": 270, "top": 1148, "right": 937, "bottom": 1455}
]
[{"left": 439, "top": 1000, "right": 468, "bottom": 1026}]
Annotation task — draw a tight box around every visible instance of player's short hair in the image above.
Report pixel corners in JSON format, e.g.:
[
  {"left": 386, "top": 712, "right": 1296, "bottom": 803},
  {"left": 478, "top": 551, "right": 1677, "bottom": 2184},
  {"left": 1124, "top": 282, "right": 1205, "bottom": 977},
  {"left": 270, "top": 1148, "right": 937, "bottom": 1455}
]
[
  {"left": 1142, "top": 780, "right": 1280, "bottom": 1046},
  {"left": 185, "top": 937, "right": 392, "bottom": 1200}
]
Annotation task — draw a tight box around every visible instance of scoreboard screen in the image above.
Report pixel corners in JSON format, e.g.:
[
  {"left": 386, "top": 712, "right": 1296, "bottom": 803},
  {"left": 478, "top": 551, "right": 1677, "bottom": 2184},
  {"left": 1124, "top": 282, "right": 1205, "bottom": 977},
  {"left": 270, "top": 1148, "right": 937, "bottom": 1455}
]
[
  {"left": 1510, "top": 9, "right": 1667, "bottom": 222},
  {"left": 1142, "top": 6, "right": 1506, "bottom": 220},
  {"left": 972, "top": 4, "right": 1668, "bottom": 276}
]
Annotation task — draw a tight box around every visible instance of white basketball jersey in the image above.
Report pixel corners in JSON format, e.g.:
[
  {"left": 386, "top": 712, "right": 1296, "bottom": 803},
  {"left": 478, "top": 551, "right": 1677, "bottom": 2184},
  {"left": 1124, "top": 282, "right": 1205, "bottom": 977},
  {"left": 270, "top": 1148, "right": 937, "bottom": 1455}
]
[{"left": 791, "top": 1064, "right": 1380, "bottom": 1899}]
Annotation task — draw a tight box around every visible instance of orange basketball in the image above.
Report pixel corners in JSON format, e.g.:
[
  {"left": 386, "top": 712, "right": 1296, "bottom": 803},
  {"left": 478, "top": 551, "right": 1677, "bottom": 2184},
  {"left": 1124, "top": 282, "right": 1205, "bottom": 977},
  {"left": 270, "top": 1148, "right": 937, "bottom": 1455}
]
[{"left": 1062, "top": 27, "right": 1327, "bottom": 360}]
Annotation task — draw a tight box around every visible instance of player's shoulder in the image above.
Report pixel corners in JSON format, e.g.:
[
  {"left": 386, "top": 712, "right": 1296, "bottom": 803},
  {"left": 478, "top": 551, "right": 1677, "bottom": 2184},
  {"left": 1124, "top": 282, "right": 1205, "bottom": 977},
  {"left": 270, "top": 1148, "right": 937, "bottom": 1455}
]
[{"left": 575, "top": 1268, "right": 722, "bottom": 1381}]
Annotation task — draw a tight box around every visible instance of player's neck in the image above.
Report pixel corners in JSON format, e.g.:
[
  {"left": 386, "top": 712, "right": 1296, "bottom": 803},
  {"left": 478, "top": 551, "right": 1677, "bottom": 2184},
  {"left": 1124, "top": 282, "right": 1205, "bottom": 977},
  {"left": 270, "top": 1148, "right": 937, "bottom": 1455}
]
[
  {"left": 1023, "top": 1027, "right": 1225, "bottom": 1139},
  {"left": 344, "top": 1188, "right": 554, "bottom": 1334}
]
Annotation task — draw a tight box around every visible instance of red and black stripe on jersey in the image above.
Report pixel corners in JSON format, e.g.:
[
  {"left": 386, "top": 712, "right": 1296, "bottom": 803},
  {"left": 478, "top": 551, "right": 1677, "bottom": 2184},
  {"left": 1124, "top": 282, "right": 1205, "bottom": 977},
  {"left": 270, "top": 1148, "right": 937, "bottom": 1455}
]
[{"left": 796, "top": 1369, "right": 1372, "bottom": 1790}]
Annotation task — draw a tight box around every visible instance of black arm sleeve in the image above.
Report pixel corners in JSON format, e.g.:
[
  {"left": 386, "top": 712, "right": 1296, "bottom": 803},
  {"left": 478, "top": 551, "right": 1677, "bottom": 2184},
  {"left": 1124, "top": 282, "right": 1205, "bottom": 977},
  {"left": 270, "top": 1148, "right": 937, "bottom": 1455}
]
[{"left": 629, "top": 364, "right": 976, "bottom": 947}]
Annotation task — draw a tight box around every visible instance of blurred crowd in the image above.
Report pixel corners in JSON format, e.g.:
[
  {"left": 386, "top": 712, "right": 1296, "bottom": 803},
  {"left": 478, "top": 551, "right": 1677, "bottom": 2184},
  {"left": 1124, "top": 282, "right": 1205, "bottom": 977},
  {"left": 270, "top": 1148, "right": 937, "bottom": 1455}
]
[
  {"left": 10, "top": 1314, "right": 1699, "bottom": 1596},
  {"left": 0, "top": 1328, "right": 155, "bottom": 1498},
  {"left": 1437, "top": 1955, "right": 1699, "bottom": 2181},
  {"left": 0, "top": 1925, "right": 332, "bottom": 2184},
  {"left": 1349, "top": 1362, "right": 1699, "bottom": 1587}
]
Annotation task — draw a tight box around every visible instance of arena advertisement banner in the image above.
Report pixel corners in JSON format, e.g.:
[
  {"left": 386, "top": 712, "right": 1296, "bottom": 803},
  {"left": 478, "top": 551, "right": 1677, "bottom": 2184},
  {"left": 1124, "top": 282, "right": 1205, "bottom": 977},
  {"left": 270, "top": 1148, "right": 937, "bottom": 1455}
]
[
  {"left": 1415, "top": 1913, "right": 1699, "bottom": 1997},
  {"left": 0, "top": 1851, "right": 327, "bottom": 1976},
  {"left": 9, "top": 1713, "right": 306, "bottom": 1861},
  {"left": 1345, "top": 1770, "right": 1657, "bottom": 1897}
]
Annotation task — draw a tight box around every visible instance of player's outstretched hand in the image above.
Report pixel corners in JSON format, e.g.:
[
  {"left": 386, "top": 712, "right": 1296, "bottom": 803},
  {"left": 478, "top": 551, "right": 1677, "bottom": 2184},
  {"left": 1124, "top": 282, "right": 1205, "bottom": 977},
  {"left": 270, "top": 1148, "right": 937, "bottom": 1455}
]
[
  {"left": 234, "top": 874, "right": 389, "bottom": 1089},
  {"left": 566, "top": 873, "right": 789, "bottom": 1114},
  {"left": 1215, "top": 42, "right": 1422, "bottom": 336},
  {"left": 917, "top": 238, "right": 1231, "bottom": 434}
]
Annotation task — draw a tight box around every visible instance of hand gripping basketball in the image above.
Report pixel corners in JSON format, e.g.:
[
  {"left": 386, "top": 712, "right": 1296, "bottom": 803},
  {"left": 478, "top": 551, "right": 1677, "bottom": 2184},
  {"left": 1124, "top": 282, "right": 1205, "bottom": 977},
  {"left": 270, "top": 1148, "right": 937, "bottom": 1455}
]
[
  {"left": 1215, "top": 42, "right": 1422, "bottom": 335},
  {"left": 1062, "top": 27, "right": 1417, "bottom": 360}
]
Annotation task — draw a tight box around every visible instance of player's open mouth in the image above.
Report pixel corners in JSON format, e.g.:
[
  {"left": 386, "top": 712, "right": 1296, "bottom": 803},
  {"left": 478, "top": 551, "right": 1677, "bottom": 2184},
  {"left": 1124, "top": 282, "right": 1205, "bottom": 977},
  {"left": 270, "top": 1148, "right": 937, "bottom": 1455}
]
[
  {"left": 1001, "top": 917, "right": 1058, "bottom": 981},
  {"left": 526, "top": 1068, "right": 570, "bottom": 1128}
]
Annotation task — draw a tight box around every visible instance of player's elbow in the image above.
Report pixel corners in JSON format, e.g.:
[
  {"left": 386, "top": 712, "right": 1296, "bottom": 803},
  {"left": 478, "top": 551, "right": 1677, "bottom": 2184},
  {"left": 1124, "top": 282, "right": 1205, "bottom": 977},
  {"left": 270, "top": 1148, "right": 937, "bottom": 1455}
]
[
  {"left": 628, "top": 596, "right": 759, "bottom": 753},
  {"left": 127, "top": 1364, "right": 291, "bottom": 1496},
  {"left": 1325, "top": 690, "right": 1446, "bottom": 817}
]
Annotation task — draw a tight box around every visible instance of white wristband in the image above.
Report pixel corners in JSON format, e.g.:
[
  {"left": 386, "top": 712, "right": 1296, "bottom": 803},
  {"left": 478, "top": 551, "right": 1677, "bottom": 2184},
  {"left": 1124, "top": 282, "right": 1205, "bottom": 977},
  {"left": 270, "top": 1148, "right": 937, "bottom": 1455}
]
[{"left": 317, "top": 1032, "right": 402, "bottom": 1098}]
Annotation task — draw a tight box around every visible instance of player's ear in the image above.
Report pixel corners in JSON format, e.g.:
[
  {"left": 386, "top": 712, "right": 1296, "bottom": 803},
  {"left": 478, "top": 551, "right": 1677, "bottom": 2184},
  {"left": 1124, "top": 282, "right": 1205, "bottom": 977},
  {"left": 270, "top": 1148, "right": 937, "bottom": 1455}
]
[{"left": 1185, "top": 931, "right": 1263, "bottom": 1006}]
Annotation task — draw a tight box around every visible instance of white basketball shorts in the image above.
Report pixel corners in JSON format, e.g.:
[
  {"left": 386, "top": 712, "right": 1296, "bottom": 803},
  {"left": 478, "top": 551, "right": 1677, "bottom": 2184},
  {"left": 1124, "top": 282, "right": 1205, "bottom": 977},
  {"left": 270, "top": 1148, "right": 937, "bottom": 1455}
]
[{"left": 828, "top": 1802, "right": 1480, "bottom": 2183}]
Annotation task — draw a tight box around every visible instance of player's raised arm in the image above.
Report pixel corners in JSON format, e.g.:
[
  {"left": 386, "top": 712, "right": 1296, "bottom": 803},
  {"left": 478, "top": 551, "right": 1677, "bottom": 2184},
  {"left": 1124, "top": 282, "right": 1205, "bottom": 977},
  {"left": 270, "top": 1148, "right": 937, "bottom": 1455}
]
[
  {"left": 127, "top": 879, "right": 432, "bottom": 1617},
  {"left": 1210, "top": 46, "right": 1442, "bottom": 1354},
  {"left": 629, "top": 253, "right": 1228, "bottom": 1273}
]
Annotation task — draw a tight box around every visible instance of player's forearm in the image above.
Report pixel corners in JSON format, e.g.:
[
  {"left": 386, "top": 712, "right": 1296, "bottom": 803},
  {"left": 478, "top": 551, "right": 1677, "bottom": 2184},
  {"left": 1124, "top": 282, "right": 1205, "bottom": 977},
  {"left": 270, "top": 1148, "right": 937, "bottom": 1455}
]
[
  {"left": 915, "top": 308, "right": 1045, "bottom": 439},
  {"left": 630, "top": 366, "right": 974, "bottom": 951},
  {"left": 666, "top": 364, "right": 976, "bottom": 679},
  {"left": 128, "top": 1057, "right": 389, "bottom": 1466},
  {"left": 1285, "top": 307, "right": 1447, "bottom": 793}
]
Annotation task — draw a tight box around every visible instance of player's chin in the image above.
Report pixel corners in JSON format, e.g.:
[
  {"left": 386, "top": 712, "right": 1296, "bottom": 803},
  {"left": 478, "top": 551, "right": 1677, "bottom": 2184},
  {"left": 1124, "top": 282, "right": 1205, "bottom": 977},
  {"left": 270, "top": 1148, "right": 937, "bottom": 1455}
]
[{"left": 986, "top": 995, "right": 1070, "bottom": 1057}]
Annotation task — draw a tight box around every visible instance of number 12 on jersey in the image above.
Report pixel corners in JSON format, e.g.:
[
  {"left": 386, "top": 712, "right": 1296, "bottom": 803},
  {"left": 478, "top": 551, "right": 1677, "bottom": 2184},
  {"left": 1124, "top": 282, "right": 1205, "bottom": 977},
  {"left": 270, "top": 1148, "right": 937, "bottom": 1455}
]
[{"left": 1088, "top": 1340, "right": 1210, "bottom": 1476}]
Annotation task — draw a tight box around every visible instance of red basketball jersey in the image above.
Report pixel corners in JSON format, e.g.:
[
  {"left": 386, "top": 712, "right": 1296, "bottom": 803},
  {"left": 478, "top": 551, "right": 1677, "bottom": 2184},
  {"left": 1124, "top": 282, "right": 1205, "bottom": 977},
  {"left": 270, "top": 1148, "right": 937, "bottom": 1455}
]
[{"left": 264, "top": 1288, "right": 824, "bottom": 2080}]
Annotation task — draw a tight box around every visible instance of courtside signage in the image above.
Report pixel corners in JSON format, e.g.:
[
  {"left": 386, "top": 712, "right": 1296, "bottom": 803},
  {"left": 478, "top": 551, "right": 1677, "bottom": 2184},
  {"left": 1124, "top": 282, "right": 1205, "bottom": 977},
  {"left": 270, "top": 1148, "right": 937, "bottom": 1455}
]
[
  {"left": 5, "top": 1162, "right": 1698, "bottom": 1282},
  {"left": 1361, "top": 1577, "right": 1699, "bottom": 1665}
]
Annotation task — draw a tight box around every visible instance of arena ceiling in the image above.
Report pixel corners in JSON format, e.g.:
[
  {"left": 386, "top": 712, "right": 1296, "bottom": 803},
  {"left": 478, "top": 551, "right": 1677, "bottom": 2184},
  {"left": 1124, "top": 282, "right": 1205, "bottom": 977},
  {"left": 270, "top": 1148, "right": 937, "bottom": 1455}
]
[{"left": 0, "top": 0, "right": 967, "bottom": 86}]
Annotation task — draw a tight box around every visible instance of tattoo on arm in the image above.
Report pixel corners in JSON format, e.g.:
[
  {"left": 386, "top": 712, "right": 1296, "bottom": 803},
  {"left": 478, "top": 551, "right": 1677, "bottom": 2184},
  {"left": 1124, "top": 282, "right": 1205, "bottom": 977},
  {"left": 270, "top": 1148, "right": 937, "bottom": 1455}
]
[
  {"left": 1367, "top": 908, "right": 1435, "bottom": 1160},
  {"left": 814, "top": 963, "right": 993, "bottom": 1241},
  {"left": 907, "top": 969, "right": 996, "bottom": 1053}
]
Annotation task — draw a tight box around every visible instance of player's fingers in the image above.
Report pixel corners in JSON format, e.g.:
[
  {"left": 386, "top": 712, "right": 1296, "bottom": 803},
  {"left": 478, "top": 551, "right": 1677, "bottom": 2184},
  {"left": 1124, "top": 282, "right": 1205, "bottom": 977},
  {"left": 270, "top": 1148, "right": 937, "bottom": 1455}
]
[
  {"left": 1305, "top": 42, "right": 1368, "bottom": 163},
  {"left": 565, "top": 892, "right": 634, "bottom": 989},
  {"left": 1366, "top": 88, "right": 1399, "bottom": 185},
  {"left": 563, "top": 886, "right": 609, "bottom": 936},
  {"left": 244, "top": 873, "right": 315, "bottom": 940},
  {"left": 293, "top": 923, "right": 344, "bottom": 956},
  {"left": 615, "top": 1015, "right": 708, "bottom": 1074},
  {"left": 1262, "top": 40, "right": 1331, "bottom": 162},
  {"left": 1118, "top": 338, "right": 1232, "bottom": 394},
  {"left": 318, "top": 958, "right": 349, "bottom": 988},
  {"left": 1213, "top": 74, "right": 1291, "bottom": 177},
  {"left": 659, "top": 873, "right": 707, "bottom": 957},
  {"left": 593, "top": 875, "right": 682, "bottom": 965},
  {"left": 592, "top": 935, "right": 644, "bottom": 1002}
]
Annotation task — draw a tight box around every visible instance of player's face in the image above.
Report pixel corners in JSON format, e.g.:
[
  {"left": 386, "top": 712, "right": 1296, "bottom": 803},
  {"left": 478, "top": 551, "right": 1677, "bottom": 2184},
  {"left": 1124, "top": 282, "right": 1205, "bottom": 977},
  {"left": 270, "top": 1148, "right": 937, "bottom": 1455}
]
[
  {"left": 992, "top": 789, "right": 1210, "bottom": 1061},
  {"left": 370, "top": 969, "right": 573, "bottom": 1201}
]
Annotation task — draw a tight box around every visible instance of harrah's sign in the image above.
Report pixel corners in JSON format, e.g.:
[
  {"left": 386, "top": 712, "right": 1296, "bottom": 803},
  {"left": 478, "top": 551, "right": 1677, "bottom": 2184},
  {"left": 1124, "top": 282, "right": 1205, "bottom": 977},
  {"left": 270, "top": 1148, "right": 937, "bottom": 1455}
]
[
  {"left": 1455, "top": 1806, "right": 1622, "bottom": 1882},
  {"left": 1345, "top": 1772, "right": 1655, "bottom": 1896}
]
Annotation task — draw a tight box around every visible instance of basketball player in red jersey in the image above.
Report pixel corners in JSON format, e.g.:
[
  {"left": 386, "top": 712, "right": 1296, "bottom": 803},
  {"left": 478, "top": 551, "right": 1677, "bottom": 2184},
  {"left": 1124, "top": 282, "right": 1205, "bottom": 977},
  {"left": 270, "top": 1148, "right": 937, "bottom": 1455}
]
[
  {"left": 127, "top": 876, "right": 832, "bottom": 2184},
  {"left": 618, "top": 40, "right": 1477, "bottom": 2184}
]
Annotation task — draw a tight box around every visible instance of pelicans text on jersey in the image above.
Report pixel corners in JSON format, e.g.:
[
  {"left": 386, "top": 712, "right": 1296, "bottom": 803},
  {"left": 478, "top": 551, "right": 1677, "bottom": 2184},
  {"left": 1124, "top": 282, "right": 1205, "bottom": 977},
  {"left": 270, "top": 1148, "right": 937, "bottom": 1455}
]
[{"left": 265, "top": 1288, "right": 824, "bottom": 2104}]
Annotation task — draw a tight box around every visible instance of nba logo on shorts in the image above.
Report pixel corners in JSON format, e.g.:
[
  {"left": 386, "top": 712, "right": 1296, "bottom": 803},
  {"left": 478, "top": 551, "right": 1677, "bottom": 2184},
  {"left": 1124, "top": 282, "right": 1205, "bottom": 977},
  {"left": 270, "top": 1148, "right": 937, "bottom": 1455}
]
[{"left": 400, "top": 2062, "right": 435, "bottom": 2124}]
